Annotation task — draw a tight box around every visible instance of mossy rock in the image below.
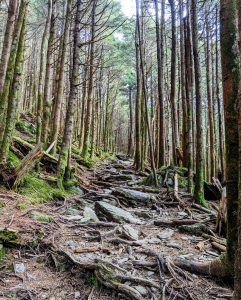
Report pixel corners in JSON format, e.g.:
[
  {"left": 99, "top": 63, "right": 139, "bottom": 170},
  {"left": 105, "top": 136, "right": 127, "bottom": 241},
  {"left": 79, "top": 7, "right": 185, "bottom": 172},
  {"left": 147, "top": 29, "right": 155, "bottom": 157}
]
[
  {"left": 141, "top": 173, "right": 162, "bottom": 186},
  {"left": 16, "top": 119, "right": 36, "bottom": 135},
  {"left": 158, "top": 166, "right": 188, "bottom": 177},
  {"left": 32, "top": 211, "right": 53, "bottom": 223},
  {"left": 0, "top": 228, "right": 19, "bottom": 245}
]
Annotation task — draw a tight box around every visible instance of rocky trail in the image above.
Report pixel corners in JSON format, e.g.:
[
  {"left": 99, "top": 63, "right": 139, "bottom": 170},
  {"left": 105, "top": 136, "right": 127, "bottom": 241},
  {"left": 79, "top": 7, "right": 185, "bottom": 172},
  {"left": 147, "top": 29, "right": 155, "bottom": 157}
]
[{"left": 0, "top": 157, "right": 232, "bottom": 300}]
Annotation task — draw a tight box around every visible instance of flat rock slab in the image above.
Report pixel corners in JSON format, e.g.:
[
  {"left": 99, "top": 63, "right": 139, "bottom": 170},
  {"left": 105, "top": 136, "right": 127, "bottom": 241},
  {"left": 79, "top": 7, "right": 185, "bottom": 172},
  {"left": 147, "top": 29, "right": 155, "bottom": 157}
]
[
  {"left": 112, "top": 188, "right": 156, "bottom": 203},
  {"left": 118, "top": 224, "right": 139, "bottom": 240},
  {"left": 158, "top": 228, "right": 175, "bottom": 240},
  {"left": 95, "top": 201, "right": 142, "bottom": 224}
]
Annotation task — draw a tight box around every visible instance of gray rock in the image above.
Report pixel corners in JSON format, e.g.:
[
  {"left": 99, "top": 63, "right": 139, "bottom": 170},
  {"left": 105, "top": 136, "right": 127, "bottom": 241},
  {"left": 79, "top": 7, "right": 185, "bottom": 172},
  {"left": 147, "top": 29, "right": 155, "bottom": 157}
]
[
  {"left": 76, "top": 186, "right": 85, "bottom": 196},
  {"left": 74, "top": 291, "right": 81, "bottom": 299},
  {"left": 147, "top": 271, "right": 155, "bottom": 276},
  {"left": 82, "top": 206, "right": 99, "bottom": 222},
  {"left": 176, "top": 211, "right": 188, "bottom": 218},
  {"left": 65, "top": 207, "right": 80, "bottom": 216},
  {"left": 166, "top": 242, "right": 182, "bottom": 250},
  {"left": 135, "top": 285, "right": 148, "bottom": 296},
  {"left": 14, "top": 263, "right": 26, "bottom": 273},
  {"left": 112, "top": 188, "right": 156, "bottom": 203},
  {"left": 119, "top": 224, "right": 139, "bottom": 240},
  {"left": 158, "top": 228, "right": 174, "bottom": 240},
  {"left": 148, "top": 237, "right": 161, "bottom": 244},
  {"left": 62, "top": 215, "right": 83, "bottom": 221},
  {"left": 95, "top": 201, "right": 142, "bottom": 224}
]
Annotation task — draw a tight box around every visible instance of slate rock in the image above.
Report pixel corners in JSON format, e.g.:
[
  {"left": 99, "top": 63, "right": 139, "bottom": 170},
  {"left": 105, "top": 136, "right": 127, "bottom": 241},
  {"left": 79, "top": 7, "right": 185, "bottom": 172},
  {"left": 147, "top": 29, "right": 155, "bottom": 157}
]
[
  {"left": 95, "top": 201, "right": 142, "bottom": 224},
  {"left": 135, "top": 285, "right": 148, "bottom": 296},
  {"left": 82, "top": 206, "right": 99, "bottom": 222},
  {"left": 119, "top": 224, "right": 139, "bottom": 240},
  {"left": 112, "top": 188, "right": 156, "bottom": 203},
  {"left": 14, "top": 262, "right": 26, "bottom": 273},
  {"left": 158, "top": 228, "right": 174, "bottom": 240},
  {"left": 166, "top": 242, "right": 182, "bottom": 250}
]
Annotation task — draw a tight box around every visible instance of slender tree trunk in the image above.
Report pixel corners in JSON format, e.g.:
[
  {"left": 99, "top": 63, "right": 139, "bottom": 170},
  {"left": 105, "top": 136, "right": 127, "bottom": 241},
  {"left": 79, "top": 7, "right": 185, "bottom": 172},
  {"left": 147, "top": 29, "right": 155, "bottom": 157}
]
[
  {"left": 154, "top": 0, "right": 165, "bottom": 167},
  {"left": 216, "top": 4, "right": 225, "bottom": 180},
  {"left": 234, "top": 1, "right": 241, "bottom": 298},
  {"left": 58, "top": 0, "right": 81, "bottom": 184},
  {"left": 191, "top": 0, "right": 206, "bottom": 206},
  {"left": 134, "top": 0, "right": 141, "bottom": 170},
  {"left": 138, "top": 0, "right": 157, "bottom": 185},
  {"left": 50, "top": 0, "right": 72, "bottom": 154},
  {"left": 205, "top": 11, "right": 215, "bottom": 180},
  {"left": 0, "top": 0, "right": 18, "bottom": 95},
  {"left": 82, "top": 0, "right": 96, "bottom": 158},
  {"left": 168, "top": 0, "right": 178, "bottom": 165},
  {"left": 127, "top": 86, "right": 133, "bottom": 156},
  {"left": 36, "top": 0, "right": 52, "bottom": 143},
  {"left": 41, "top": 0, "right": 55, "bottom": 143},
  {"left": 0, "top": 0, "right": 27, "bottom": 161},
  {"left": 220, "top": 0, "right": 240, "bottom": 274},
  {"left": 184, "top": 14, "right": 194, "bottom": 193}
]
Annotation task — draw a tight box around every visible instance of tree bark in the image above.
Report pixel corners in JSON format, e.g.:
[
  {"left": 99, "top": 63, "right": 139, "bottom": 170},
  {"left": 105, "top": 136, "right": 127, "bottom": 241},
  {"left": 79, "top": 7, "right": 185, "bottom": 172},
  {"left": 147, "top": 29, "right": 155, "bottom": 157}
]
[
  {"left": 234, "top": 0, "right": 241, "bottom": 298},
  {"left": 50, "top": 0, "right": 72, "bottom": 155},
  {"left": 0, "top": 0, "right": 28, "bottom": 161},
  {"left": 0, "top": 0, "right": 18, "bottom": 95},
  {"left": 57, "top": 0, "right": 81, "bottom": 185},
  {"left": 154, "top": 0, "right": 165, "bottom": 167},
  {"left": 220, "top": 0, "right": 240, "bottom": 275},
  {"left": 191, "top": 0, "right": 206, "bottom": 206}
]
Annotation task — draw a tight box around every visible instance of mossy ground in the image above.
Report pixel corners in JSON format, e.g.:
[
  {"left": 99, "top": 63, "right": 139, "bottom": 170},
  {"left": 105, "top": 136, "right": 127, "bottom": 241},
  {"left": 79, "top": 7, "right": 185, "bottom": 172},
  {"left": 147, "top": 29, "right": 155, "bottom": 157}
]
[
  {"left": 7, "top": 151, "right": 20, "bottom": 167},
  {"left": 17, "top": 172, "right": 75, "bottom": 204}
]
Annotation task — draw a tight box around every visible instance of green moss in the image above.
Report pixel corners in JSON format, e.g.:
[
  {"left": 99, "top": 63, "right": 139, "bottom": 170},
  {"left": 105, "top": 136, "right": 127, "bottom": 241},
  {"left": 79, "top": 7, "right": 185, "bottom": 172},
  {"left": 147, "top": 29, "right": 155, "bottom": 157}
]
[
  {"left": 141, "top": 173, "right": 162, "bottom": 186},
  {"left": 0, "top": 244, "right": 5, "bottom": 259},
  {"left": 32, "top": 211, "right": 53, "bottom": 223},
  {"left": 18, "top": 173, "right": 67, "bottom": 204},
  {"left": 0, "top": 228, "right": 18, "bottom": 245},
  {"left": 0, "top": 200, "right": 5, "bottom": 208},
  {"left": 89, "top": 274, "right": 98, "bottom": 287},
  {"left": 7, "top": 151, "right": 20, "bottom": 167},
  {"left": 16, "top": 202, "right": 28, "bottom": 210},
  {"left": 16, "top": 118, "right": 36, "bottom": 135}
]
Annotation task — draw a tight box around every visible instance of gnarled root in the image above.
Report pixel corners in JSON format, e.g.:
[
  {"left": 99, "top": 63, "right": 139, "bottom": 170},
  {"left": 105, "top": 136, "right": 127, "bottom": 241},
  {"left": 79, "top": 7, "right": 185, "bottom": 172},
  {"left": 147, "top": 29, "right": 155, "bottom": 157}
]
[{"left": 173, "top": 256, "right": 229, "bottom": 279}]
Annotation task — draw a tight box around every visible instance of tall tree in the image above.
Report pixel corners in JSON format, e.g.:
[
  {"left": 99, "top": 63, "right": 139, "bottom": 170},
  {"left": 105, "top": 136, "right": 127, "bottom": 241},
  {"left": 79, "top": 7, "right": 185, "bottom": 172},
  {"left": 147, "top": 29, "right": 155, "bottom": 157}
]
[
  {"left": 58, "top": 0, "right": 81, "bottom": 185},
  {"left": 0, "top": 0, "right": 28, "bottom": 161},
  {"left": 220, "top": 0, "right": 240, "bottom": 275},
  {"left": 0, "top": 0, "right": 18, "bottom": 95},
  {"left": 154, "top": 0, "right": 165, "bottom": 167},
  {"left": 191, "top": 0, "right": 206, "bottom": 206}
]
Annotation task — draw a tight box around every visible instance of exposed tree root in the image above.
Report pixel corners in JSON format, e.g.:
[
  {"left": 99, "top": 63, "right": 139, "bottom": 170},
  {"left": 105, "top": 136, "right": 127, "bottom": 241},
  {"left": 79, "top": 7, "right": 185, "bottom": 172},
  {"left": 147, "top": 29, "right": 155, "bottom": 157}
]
[{"left": 173, "top": 256, "right": 230, "bottom": 279}]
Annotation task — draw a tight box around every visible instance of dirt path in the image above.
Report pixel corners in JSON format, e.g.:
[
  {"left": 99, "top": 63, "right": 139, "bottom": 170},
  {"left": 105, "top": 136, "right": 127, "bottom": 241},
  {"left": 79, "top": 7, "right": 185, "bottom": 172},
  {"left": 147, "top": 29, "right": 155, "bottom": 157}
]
[{"left": 0, "top": 157, "right": 232, "bottom": 299}]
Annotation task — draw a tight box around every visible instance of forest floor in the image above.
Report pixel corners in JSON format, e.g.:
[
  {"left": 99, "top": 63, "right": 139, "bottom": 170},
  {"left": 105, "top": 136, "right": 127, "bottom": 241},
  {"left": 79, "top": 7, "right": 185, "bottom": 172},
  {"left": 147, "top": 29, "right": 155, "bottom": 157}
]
[{"left": 0, "top": 157, "right": 233, "bottom": 300}]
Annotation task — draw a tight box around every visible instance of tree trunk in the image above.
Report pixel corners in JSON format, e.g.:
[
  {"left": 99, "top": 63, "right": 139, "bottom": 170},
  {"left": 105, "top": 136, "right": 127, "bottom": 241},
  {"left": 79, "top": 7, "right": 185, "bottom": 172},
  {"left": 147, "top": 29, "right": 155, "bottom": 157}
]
[
  {"left": 50, "top": 0, "right": 72, "bottom": 155},
  {"left": 82, "top": 0, "right": 96, "bottom": 159},
  {"left": 191, "top": 0, "right": 206, "bottom": 206},
  {"left": 205, "top": 10, "right": 215, "bottom": 180},
  {"left": 154, "top": 0, "right": 165, "bottom": 167},
  {"left": 0, "top": 0, "right": 18, "bottom": 95},
  {"left": 0, "top": 0, "right": 27, "bottom": 161},
  {"left": 234, "top": 0, "right": 241, "bottom": 298},
  {"left": 168, "top": 0, "right": 178, "bottom": 165},
  {"left": 36, "top": 0, "right": 52, "bottom": 143},
  {"left": 57, "top": 0, "right": 81, "bottom": 185},
  {"left": 134, "top": 0, "right": 141, "bottom": 170},
  {"left": 220, "top": 0, "right": 240, "bottom": 275},
  {"left": 41, "top": 0, "right": 56, "bottom": 143}
]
